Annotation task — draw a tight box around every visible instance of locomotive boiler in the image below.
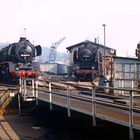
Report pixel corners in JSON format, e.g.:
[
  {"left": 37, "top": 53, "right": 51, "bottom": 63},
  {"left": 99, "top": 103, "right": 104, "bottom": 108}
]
[
  {"left": 0, "top": 37, "right": 42, "bottom": 84},
  {"left": 0, "top": 37, "right": 41, "bottom": 63}
]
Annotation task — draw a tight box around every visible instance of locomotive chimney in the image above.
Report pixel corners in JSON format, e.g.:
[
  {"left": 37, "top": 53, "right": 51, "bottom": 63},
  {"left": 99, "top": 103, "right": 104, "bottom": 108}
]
[
  {"left": 19, "top": 37, "right": 26, "bottom": 42},
  {"left": 94, "top": 38, "right": 97, "bottom": 43},
  {"left": 94, "top": 37, "right": 99, "bottom": 44}
]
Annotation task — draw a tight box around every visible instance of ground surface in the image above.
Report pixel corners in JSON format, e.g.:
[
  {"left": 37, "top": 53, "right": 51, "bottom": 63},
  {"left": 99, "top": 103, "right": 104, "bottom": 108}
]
[
  {"left": 31, "top": 104, "right": 140, "bottom": 140},
  {"left": 0, "top": 103, "right": 140, "bottom": 140},
  {"left": 0, "top": 114, "right": 46, "bottom": 140}
]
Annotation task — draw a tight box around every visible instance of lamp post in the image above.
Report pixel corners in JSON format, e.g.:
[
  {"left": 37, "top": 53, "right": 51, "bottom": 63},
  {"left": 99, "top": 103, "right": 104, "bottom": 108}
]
[{"left": 102, "top": 24, "right": 106, "bottom": 75}]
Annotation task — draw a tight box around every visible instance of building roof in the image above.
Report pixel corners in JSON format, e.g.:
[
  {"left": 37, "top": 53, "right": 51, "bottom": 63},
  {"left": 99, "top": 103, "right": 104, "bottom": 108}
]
[
  {"left": 113, "top": 56, "right": 139, "bottom": 61},
  {"left": 66, "top": 40, "right": 116, "bottom": 52}
]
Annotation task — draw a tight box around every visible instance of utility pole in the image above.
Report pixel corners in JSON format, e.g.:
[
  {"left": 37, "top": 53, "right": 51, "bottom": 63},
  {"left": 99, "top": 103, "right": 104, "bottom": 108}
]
[{"left": 102, "top": 24, "right": 106, "bottom": 75}]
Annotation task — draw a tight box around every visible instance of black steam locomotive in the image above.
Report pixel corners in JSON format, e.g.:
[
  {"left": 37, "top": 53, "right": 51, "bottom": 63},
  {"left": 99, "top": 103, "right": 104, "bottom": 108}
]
[
  {"left": 70, "top": 42, "right": 102, "bottom": 80},
  {"left": 0, "top": 37, "right": 42, "bottom": 84},
  {"left": 67, "top": 40, "right": 116, "bottom": 81}
]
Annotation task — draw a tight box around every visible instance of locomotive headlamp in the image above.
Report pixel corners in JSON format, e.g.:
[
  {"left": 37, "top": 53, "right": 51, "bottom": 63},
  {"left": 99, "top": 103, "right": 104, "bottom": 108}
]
[
  {"left": 76, "top": 66, "right": 80, "bottom": 70},
  {"left": 91, "top": 66, "right": 95, "bottom": 69},
  {"left": 15, "top": 67, "right": 19, "bottom": 71},
  {"left": 34, "top": 67, "right": 38, "bottom": 71}
]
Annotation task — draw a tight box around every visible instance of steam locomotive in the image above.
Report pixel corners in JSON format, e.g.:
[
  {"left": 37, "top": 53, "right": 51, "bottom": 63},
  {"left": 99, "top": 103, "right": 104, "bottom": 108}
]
[
  {"left": 72, "top": 44, "right": 102, "bottom": 80},
  {"left": 0, "top": 37, "right": 42, "bottom": 84},
  {"left": 67, "top": 40, "right": 116, "bottom": 81}
]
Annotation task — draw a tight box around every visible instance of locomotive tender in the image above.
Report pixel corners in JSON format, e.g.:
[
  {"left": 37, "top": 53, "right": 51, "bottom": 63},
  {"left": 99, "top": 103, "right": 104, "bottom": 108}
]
[
  {"left": 67, "top": 40, "right": 116, "bottom": 81},
  {"left": 0, "top": 37, "right": 42, "bottom": 84}
]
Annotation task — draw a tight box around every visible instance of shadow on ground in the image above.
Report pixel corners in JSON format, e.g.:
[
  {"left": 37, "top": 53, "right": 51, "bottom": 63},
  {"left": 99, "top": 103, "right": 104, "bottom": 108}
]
[{"left": 30, "top": 103, "right": 140, "bottom": 140}]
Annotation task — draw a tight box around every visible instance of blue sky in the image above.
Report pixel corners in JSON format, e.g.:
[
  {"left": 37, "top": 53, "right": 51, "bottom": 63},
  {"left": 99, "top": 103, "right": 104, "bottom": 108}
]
[{"left": 0, "top": 0, "right": 140, "bottom": 56}]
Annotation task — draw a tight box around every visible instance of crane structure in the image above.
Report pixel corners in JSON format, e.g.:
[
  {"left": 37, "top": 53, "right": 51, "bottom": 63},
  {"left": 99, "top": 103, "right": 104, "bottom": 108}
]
[{"left": 49, "top": 37, "right": 66, "bottom": 63}]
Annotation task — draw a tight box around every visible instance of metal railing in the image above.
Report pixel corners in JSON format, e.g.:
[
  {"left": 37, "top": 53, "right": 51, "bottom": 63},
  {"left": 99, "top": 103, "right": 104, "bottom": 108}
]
[
  {"left": 19, "top": 78, "right": 39, "bottom": 102},
  {"left": 37, "top": 80, "right": 140, "bottom": 140}
]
